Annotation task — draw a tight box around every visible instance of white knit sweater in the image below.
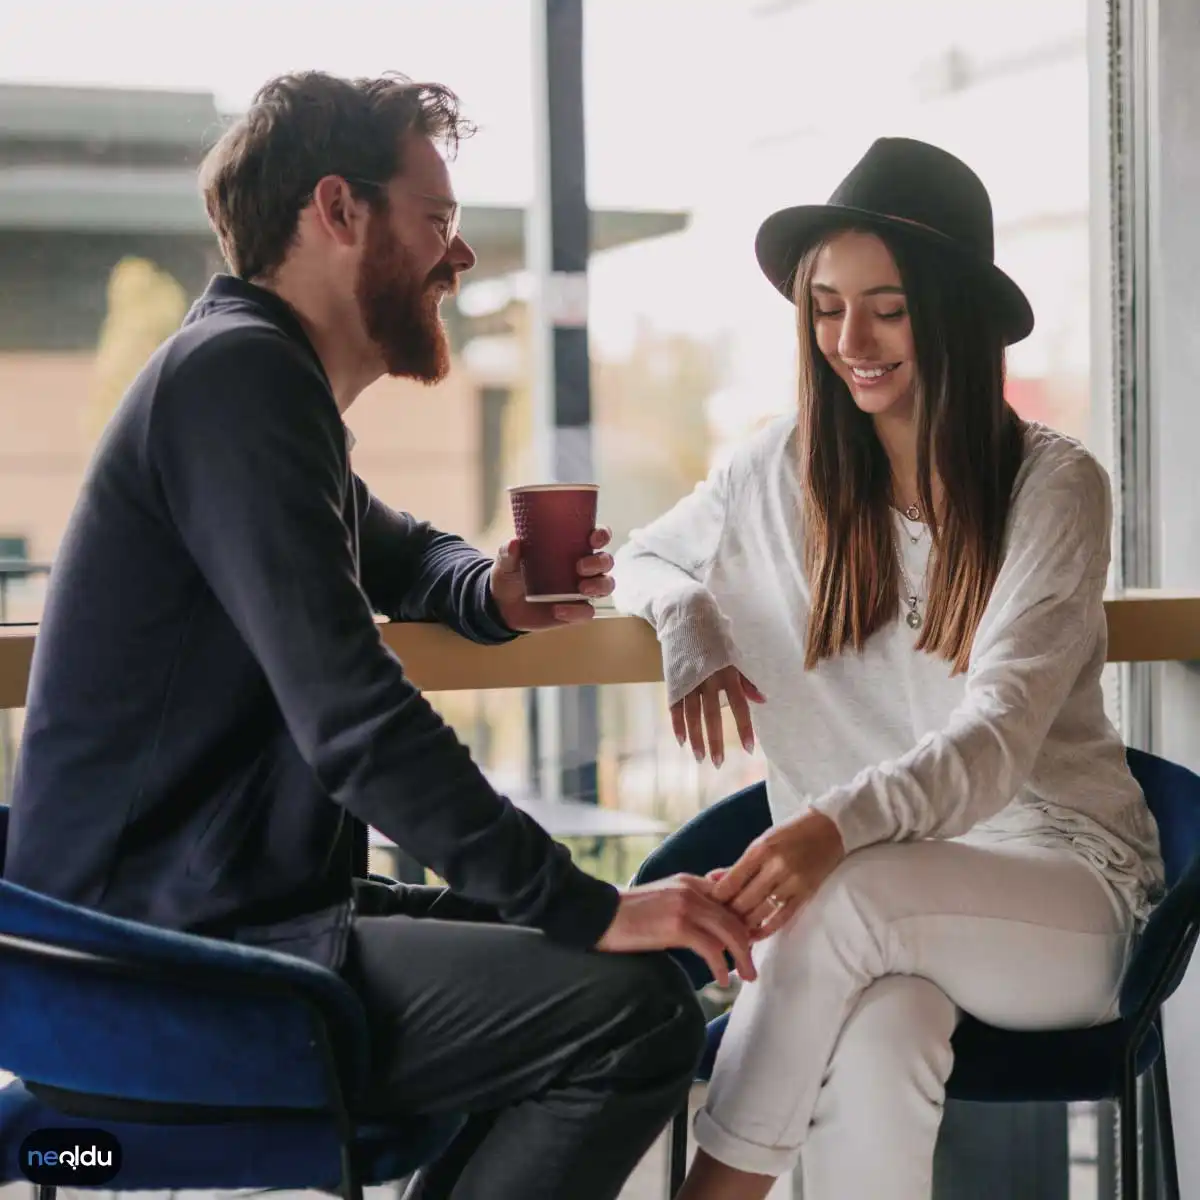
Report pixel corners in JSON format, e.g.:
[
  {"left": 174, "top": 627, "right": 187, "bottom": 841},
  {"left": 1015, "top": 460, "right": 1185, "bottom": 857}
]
[{"left": 612, "top": 416, "right": 1165, "bottom": 923}]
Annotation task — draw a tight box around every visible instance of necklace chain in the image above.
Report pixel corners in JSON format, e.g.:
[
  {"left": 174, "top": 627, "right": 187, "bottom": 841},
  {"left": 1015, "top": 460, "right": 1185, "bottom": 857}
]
[
  {"left": 894, "top": 496, "right": 929, "bottom": 626},
  {"left": 893, "top": 526, "right": 927, "bottom": 630},
  {"left": 897, "top": 501, "right": 927, "bottom": 545}
]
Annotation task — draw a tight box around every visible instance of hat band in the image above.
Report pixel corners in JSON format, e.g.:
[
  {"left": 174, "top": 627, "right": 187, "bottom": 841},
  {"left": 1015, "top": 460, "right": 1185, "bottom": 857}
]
[{"left": 883, "top": 213, "right": 945, "bottom": 238}]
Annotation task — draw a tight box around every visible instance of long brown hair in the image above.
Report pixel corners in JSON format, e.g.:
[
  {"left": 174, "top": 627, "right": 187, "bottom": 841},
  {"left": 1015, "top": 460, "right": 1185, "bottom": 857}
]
[{"left": 797, "top": 226, "right": 1024, "bottom": 673}]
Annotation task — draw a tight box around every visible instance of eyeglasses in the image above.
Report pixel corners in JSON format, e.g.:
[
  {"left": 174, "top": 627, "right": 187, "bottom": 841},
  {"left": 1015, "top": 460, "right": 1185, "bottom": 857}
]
[{"left": 338, "top": 175, "right": 462, "bottom": 247}]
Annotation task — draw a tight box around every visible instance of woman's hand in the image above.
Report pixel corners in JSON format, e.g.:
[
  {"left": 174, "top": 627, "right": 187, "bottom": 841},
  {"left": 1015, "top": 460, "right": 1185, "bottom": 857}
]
[
  {"left": 671, "top": 665, "right": 765, "bottom": 768},
  {"left": 711, "top": 810, "right": 846, "bottom": 939}
]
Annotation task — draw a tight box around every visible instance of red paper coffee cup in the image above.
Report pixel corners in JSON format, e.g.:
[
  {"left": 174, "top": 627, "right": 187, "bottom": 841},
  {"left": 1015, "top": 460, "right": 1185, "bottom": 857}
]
[{"left": 508, "top": 484, "right": 599, "bottom": 602}]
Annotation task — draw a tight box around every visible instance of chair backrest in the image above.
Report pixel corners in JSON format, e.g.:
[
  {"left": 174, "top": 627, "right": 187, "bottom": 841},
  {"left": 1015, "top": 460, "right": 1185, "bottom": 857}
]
[
  {"left": 0, "top": 804, "right": 369, "bottom": 1112},
  {"left": 1120, "top": 748, "right": 1200, "bottom": 1018},
  {"left": 1126, "top": 747, "right": 1200, "bottom": 889}
]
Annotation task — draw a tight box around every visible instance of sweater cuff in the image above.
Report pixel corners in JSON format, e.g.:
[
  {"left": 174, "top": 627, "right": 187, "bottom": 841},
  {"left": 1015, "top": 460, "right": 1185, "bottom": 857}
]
[
  {"left": 658, "top": 594, "right": 737, "bottom": 707},
  {"left": 473, "top": 571, "right": 525, "bottom": 645},
  {"left": 534, "top": 868, "right": 621, "bottom": 948},
  {"left": 810, "top": 785, "right": 896, "bottom": 855}
]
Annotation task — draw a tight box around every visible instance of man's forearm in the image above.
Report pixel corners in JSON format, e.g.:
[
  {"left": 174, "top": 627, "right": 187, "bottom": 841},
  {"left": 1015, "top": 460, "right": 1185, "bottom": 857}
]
[
  {"left": 356, "top": 480, "right": 520, "bottom": 643},
  {"left": 414, "top": 541, "right": 520, "bottom": 645}
]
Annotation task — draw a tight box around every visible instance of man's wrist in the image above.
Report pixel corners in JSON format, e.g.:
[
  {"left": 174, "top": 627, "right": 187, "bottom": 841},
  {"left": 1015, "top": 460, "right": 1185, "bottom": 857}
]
[
  {"left": 476, "top": 572, "right": 524, "bottom": 642},
  {"left": 536, "top": 871, "right": 621, "bottom": 948}
]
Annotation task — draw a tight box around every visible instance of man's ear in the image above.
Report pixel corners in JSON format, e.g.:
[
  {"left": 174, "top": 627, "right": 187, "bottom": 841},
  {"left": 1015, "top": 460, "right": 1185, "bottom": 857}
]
[{"left": 308, "top": 176, "right": 368, "bottom": 250}]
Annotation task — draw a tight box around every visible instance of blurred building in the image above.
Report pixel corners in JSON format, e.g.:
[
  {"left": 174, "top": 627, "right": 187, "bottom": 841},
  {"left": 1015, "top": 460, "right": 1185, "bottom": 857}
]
[{"left": 0, "top": 81, "right": 689, "bottom": 572}]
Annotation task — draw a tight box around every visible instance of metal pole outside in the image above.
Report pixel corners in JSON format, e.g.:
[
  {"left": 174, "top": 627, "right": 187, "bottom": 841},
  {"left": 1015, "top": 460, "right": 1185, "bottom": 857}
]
[{"left": 526, "top": 0, "right": 600, "bottom": 806}]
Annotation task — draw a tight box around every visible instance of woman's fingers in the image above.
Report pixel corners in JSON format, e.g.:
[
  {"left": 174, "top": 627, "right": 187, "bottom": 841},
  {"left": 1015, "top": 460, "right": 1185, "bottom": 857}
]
[
  {"left": 670, "top": 701, "right": 686, "bottom": 748},
  {"left": 726, "top": 680, "right": 756, "bottom": 755},
  {"left": 684, "top": 691, "right": 706, "bottom": 762},
  {"left": 745, "top": 883, "right": 803, "bottom": 932},
  {"left": 728, "top": 864, "right": 786, "bottom": 918},
  {"left": 711, "top": 844, "right": 765, "bottom": 907},
  {"left": 668, "top": 667, "right": 765, "bottom": 764},
  {"left": 711, "top": 841, "right": 793, "bottom": 919},
  {"left": 702, "top": 686, "right": 726, "bottom": 766},
  {"left": 752, "top": 895, "right": 802, "bottom": 941}
]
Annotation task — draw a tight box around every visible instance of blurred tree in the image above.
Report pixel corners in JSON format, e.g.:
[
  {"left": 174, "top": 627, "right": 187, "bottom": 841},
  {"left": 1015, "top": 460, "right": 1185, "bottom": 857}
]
[
  {"left": 591, "top": 317, "right": 727, "bottom": 545},
  {"left": 86, "top": 257, "right": 188, "bottom": 441}
]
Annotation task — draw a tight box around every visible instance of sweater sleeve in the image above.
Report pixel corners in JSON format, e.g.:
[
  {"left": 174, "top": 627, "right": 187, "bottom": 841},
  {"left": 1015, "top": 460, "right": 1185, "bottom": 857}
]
[
  {"left": 810, "top": 450, "right": 1113, "bottom": 851},
  {"left": 353, "top": 476, "right": 519, "bottom": 645},
  {"left": 611, "top": 459, "right": 738, "bottom": 707},
  {"left": 149, "top": 328, "right": 618, "bottom": 948}
]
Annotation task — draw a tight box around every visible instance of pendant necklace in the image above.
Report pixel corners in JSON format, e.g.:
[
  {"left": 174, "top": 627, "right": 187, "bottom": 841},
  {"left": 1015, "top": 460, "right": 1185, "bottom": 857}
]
[
  {"left": 893, "top": 528, "right": 926, "bottom": 630},
  {"left": 899, "top": 502, "right": 927, "bottom": 545}
]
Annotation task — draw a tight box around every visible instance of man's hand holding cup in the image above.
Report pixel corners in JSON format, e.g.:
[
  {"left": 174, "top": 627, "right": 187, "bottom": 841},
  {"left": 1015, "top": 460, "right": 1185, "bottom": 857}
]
[{"left": 490, "top": 483, "right": 614, "bottom": 632}]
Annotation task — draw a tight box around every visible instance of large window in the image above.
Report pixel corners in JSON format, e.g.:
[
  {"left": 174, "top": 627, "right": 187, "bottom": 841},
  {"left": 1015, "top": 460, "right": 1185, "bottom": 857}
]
[{"left": 0, "top": 4, "right": 1111, "bottom": 1193}]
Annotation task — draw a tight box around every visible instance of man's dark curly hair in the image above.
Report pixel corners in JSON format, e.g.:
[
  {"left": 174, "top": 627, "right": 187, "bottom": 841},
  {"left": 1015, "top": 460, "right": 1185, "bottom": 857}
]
[{"left": 199, "top": 70, "right": 474, "bottom": 280}]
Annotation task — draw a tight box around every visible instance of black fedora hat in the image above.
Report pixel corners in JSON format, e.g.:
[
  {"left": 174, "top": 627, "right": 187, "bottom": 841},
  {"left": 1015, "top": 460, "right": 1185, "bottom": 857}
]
[{"left": 755, "top": 137, "right": 1034, "bottom": 345}]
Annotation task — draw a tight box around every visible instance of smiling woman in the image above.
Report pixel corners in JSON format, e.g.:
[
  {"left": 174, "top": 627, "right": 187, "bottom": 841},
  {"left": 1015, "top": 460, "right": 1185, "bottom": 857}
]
[
  {"left": 809, "top": 253, "right": 912, "bottom": 413},
  {"left": 612, "top": 136, "right": 1165, "bottom": 1200},
  {"left": 792, "top": 216, "right": 1021, "bottom": 673}
]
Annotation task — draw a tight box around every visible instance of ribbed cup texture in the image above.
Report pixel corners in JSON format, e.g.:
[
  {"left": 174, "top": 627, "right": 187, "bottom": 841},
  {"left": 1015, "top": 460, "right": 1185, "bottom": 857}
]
[{"left": 509, "top": 486, "right": 599, "bottom": 599}]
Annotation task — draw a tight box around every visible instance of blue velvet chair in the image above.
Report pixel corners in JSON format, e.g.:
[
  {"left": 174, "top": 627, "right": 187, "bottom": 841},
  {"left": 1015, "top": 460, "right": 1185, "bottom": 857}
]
[
  {"left": 636, "top": 747, "right": 1200, "bottom": 1200},
  {"left": 0, "top": 805, "right": 462, "bottom": 1200}
]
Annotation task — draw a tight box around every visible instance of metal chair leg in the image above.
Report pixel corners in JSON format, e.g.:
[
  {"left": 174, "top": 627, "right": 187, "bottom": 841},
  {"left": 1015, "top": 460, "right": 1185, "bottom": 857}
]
[
  {"left": 1152, "top": 1049, "right": 1181, "bottom": 1200},
  {"left": 1119, "top": 1063, "right": 1139, "bottom": 1200},
  {"left": 667, "top": 1105, "right": 688, "bottom": 1197},
  {"left": 1140, "top": 1073, "right": 1159, "bottom": 1200},
  {"left": 339, "top": 1141, "right": 364, "bottom": 1200}
]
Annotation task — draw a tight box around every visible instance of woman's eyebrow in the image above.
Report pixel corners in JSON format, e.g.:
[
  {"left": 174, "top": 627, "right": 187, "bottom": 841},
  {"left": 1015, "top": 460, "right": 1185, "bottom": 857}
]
[{"left": 812, "top": 283, "right": 906, "bottom": 297}]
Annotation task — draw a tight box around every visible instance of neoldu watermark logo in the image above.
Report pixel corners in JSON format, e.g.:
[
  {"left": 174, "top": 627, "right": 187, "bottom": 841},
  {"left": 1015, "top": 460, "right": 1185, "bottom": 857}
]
[{"left": 19, "top": 1128, "right": 122, "bottom": 1187}]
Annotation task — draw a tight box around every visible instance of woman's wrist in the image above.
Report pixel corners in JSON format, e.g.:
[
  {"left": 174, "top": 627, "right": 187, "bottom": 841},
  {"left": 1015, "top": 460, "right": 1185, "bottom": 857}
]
[{"left": 659, "top": 590, "right": 737, "bottom": 707}]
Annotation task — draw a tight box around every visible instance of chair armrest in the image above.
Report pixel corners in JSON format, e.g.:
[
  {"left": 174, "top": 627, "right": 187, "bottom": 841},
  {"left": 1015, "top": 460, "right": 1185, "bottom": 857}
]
[
  {"left": 634, "top": 782, "right": 770, "bottom": 886},
  {"left": 0, "top": 878, "right": 369, "bottom": 1113}
]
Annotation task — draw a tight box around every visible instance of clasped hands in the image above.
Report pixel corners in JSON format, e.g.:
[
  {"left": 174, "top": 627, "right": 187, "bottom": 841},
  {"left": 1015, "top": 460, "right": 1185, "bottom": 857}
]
[
  {"left": 596, "top": 811, "right": 845, "bottom": 989},
  {"left": 674, "top": 659, "right": 846, "bottom": 925},
  {"left": 489, "top": 548, "right": 848, "bottom": 986},
  {"left": 600, "top": 663, "right": 845, "bottom": 986}
]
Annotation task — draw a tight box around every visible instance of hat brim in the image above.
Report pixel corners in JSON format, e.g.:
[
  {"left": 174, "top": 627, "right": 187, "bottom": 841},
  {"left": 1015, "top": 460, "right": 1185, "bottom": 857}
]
[{"left": 755, "top": 204, "right": 1034, "bottom": 346}]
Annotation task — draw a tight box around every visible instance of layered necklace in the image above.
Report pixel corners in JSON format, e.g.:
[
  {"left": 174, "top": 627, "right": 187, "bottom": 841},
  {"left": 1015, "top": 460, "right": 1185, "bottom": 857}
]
[{"left": 893, "top": 503, "right": 929, "bottom": 630}]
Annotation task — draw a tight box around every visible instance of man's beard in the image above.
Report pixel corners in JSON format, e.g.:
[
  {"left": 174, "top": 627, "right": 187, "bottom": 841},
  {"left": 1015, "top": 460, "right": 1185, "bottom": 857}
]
[{"left": 356, "top": 212, "right": 455, "bottom": 384}]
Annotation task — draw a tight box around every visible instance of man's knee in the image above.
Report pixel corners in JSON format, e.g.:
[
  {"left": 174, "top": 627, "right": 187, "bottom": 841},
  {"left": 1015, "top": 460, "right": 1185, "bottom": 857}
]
[{"left": 585, "top": 950, "right": 707, "bottom": 1081}]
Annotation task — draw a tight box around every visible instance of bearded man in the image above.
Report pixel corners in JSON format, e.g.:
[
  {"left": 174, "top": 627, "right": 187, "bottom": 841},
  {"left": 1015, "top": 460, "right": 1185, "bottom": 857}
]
[{"left": 6, "top": 71, "right": 756, "bottom": 1200}]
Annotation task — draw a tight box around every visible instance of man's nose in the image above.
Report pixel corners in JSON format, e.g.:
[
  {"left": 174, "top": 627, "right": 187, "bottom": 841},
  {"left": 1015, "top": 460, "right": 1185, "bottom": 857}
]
[{"left": 449, "top": 234, "right": 477, "bottom": 274}]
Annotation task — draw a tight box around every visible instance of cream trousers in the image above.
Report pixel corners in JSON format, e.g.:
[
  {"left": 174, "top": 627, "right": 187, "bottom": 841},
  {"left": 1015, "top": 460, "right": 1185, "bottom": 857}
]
[{"left": 695, "top": 838, "right": 1135, "bottom": 1198}]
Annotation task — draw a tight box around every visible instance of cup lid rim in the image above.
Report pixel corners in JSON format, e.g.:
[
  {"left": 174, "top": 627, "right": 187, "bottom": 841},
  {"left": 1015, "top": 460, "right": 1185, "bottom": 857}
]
[{"left": 507, "top": 483, "right": 599, "bottom": 493}]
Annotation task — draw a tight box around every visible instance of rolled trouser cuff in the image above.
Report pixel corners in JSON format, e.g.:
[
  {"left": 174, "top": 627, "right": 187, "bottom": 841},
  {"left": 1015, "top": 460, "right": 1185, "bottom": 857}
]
[{"left": 693, "top": 1107, "right": 800, "bottom": 1176}]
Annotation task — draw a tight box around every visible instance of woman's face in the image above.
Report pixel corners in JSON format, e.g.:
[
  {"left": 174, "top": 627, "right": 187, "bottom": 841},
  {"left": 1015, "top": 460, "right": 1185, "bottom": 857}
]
[{"left": 809, "top": 230, "right": 917, "bottom": 419}]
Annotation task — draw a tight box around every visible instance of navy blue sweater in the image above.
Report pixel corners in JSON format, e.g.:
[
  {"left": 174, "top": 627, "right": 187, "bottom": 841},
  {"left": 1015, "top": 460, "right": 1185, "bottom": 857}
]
[{"left": 5, "top": 275, "right": 619, "bottom": 968}]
